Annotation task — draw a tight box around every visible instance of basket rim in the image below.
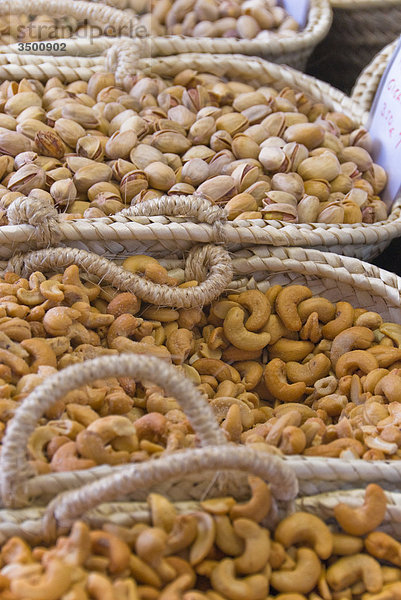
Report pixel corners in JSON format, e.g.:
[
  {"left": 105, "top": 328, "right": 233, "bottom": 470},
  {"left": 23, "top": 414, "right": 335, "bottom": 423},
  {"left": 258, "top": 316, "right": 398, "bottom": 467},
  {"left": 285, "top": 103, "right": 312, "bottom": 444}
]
[
  {"left": 331, "top": 0, "right": 401, "bottom": 7},
  {"left": 351, "top": 38, "right": 398, "bottom": 113}
]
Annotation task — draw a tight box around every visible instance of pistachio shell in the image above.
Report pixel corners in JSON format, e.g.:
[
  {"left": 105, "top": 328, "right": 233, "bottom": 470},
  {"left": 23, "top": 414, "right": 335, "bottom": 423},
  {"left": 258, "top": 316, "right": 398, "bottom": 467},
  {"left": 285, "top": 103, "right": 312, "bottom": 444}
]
[
  {"left": 284, "top": 123, "right": 325, "bottom": 150},
  {"left": 144, "top": 162, "right": 176, "bottom": 191},
  {"left": 298, "top": 152, "right": 341, "bottom": 182},
  {"left": 196, "top": 175, "right": 237, "bottom": 203}
]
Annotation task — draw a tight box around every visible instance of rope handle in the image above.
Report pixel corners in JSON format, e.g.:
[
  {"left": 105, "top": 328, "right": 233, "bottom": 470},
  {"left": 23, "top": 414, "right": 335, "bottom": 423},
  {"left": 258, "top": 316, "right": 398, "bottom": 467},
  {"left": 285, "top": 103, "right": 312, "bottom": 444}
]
[
  {"left": 43, "top": 445, "right": 298, "bottom": 535},
  {"left": 1, "top": 354, "right": 228, "bottom": 508},
  {"left": 119, "top": 195, "right": 227, "bottom": 227},
  {"left": 5, "top": 245, "right": 233, "bottom": 309}
]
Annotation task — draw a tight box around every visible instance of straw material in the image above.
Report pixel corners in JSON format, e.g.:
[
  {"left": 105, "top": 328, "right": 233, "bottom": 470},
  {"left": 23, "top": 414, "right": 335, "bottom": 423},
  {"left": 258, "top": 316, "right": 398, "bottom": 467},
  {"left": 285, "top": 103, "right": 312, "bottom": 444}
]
[
  {"left": 0, "top": 41, "right": 398, "bottom": 260},
  {"left": 308, "top": 0, "right": 401, "bottom": 93},
  {"left": 1, "top": 244, "right": 401, "bottom": 508},
  {"left": 352, "top": 38, "right": 398, "bottom": 113}
]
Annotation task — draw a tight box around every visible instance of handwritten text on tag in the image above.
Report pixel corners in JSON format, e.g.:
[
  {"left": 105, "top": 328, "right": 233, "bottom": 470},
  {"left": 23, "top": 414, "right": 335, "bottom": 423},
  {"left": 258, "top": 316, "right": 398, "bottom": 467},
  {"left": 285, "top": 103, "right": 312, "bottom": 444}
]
[
  {"left": 368, "top": 37, "right": 401, "bottom": 206},
  {"left": 281, "top": 0, "right": 309, "bottom": 28}
]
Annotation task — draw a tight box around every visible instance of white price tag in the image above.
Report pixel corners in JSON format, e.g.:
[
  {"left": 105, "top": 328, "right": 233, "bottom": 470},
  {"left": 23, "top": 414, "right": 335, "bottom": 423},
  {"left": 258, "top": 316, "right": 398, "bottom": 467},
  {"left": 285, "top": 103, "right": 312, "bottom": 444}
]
[
  {"left": 368, "top": 36, "right": 401, "bottom": 207},
  {"left": 281, "top": 0, "right": 309, "bottom": 28}
]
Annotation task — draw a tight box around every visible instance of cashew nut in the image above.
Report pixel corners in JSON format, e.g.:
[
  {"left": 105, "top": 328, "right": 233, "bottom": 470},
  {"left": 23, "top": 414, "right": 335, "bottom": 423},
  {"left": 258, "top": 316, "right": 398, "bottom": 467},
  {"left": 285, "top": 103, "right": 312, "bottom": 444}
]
[
  {"left": 330, "top": 326, "right": 374, "bottom": 366},
  {"left": 297, "top": 297, "right": 336, "bottom": 324},
  {"left": 233, "top": 519, "right": 270, "bottom": 575},
  {"left": 236, "top": 290, "right": 271, "bottom": 332},
  {"left": 210, "top": 558, "right": 268, "bottom": 600},
  {"left": 326, "top": 554, "right": 383, "bottom": 593},
  {"left": 286, "top": 353, "right": 331, "bottom": 385},
  {"left": 274, "top": 512, "right": 333, "bottom": 559},
  {"left": 335, "top": 350, "right": 379, "bottom": 378},
  {"left": 365, "top": 532, "right": 401, "bottom": 567},
  {"left": 275, "top": 285, "right": 312, "bottom": 332},
  {"left": 264, "top": 358, "right": 307, "bottom": 403},
  {"left": 334, "top": 483, "right": 387, "bottom": 536},
  {"left": 322, "top": 302, "right": 355, "bottom": 340},
  {"left": 223, "top": 307, "right": 271, "bottom": 352},
  {"left": 270, "top": 548, "right": 321, "bottom": 594}
]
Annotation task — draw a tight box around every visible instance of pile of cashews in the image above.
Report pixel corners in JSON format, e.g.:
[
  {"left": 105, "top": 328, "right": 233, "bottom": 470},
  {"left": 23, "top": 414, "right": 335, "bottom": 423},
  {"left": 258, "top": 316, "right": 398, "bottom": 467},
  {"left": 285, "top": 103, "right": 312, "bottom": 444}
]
[
  {"left": 2, "top": 255, "right": 401, "bottom": 474},
  {"left": 0, "top": 480, "right": 399, "bottom": 599}
]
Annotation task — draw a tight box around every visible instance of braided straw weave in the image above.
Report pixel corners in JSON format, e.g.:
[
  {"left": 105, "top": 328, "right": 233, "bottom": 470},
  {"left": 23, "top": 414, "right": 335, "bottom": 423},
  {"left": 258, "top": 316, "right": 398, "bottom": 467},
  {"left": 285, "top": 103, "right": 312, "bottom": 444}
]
[
  {"left": 352, "top": 38, "right": 398, "bottom": 113},
  {"left": 1, "top": 244, "right": 401, "bottom": 508},
  {"left": 0, "top": 42, "right": 398, "bottom": 260},
  {"left": 308, "top": 0, "right": 401, "bottom": 94},
  {"left": 69, "top": 0, "right": 332, "bottom": 69}
]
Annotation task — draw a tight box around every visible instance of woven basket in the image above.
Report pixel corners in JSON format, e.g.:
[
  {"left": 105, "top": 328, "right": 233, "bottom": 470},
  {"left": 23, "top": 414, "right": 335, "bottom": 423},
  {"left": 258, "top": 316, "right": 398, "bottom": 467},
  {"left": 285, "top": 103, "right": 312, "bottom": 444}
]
[
  {"left": 0, "top": 0, "right": 129, "bottom": 56},
  {"left": 307, "top": 0, "right": 401, "bottom": 94},
  {"left": 1, "top": 41, "right": 399, "bottom": 261},
  {"left": 77, "top": 0, "right": 332, "bottom": 70},
  {"left": 351, "top": 38, "right": 398, "bottom": 114},
  {"left": 2, "top": 243, "right": 401, "bottom": 510}
]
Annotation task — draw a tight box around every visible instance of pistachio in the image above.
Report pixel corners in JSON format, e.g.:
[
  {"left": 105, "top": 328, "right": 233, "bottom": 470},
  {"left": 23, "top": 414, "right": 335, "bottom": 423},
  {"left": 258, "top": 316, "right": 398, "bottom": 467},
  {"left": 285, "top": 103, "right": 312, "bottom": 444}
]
[
  {"left": 283, "top": 123, "right": 325, "bottom": 150},
  {"left": 297, "top": 194, "right": 320, "bottom": 223},
  {"left": 298, "top": 152, "right": 341, "bottom": 182},
  {"left": 226, "top": 192, "right": 258, "bottom": 219},
  {"left": 4, "top": 92, "right": 42, "bottom": 117},
  {"left": 88, "top": 182, "right": 121, "bottom": 202},
  {"left": 76, "top": 136, "right": 105, "bottom": 162},
  {"left": 144, "top": 162, "right": 176, "bottom": 191},
  {"left": 210, "top": 130, "right": 233, "bottom": 152},
  {"left": 54, "top": 119, "right": 86, "bottom": 147},
  {"left": 7, "top": 163, "right": 46, "bottom": 195},
  {"left": 90, "top": 192, "right": 124, "bottom": 215},
  {"left": 340, "top": 147, "right": 373, "bottom": 172},
  {"left": 152, "top": 130, "right": 192, "bottom": 154},
  {"left": 50, "top": 178, "right": 77, "bottom": 207},
  {"left": 0, "top": 131, "right": 32, "bottom": 156},
  {"left": 263, "top": 190, "right": 297, "bottom": 208},
  {"left": 304, "top": 178, "right": 330, "bottom": 202},
  {"left": 188, "top": 117, "right": 216, "bottom": 145},
  {"left": 34, "top": 130, "right": 65, "bottom": 159},
  {"left": 181, "top": 158, "right": 210, "bottom": 186},
  {"left": 231, "top": 163, "right": 259, "bottom": 192},
  {"left": 196, "top": 175, "right": 237, "bottom": 203},
  {"left": 216, "top": 112, "right": 249, "bottom": 136},
  {"left": 61, "top": 103, "right": 99, "bottom": 129},
  {"left": 167, "top": 105, "right": 197, "bottom": 129},
  {"left": 271, "top": 172, "right": 304, "bottom": 200},
  {"left": 130, "top": 144, "right": 166, "bottom": 170},
  {"left": 259, "top": 146, "right": 290, "bottom": 173},
  {"left": 318, "top": 203, "right": 344, "bottom": 224},
  {"left": 105, "top": 131, "right": 138, "bottom": 160},
  {"left": 73, "top": 163, "right": 112, "bottom": 193},
  {"left": 120, "top": 170, "right": 149, "bottom": 202},
  {"left": 231, "top": 134, "right": 260, "bottom": 160}
]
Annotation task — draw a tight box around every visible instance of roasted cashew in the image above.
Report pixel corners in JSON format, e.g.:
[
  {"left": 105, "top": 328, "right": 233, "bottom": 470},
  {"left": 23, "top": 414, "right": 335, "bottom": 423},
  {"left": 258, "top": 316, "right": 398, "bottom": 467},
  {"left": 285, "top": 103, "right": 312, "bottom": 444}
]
[
  {"left": 355, "top": 311, "right": 383, "bottom": 329},
  {"left": 89, "top": 530, "right": 131, "bottom": 574},
  {"left": 113, "top": 579, "right": 140, "bottom": 600},
  {"left": 73, "top": 302, "right": 115, "bottom": 328},
  {"left": 365, "top": 532, "right": 401, "bottom": 567},
  {"left": 236, "top": 290, "right": 271, "bottom": 332},
  {"left": 269, "top": 339, "right": 314, "bottom": 362},
  {"left": 368, "top": 346, "right": 401, "bottom": 367},
  {"left": 223, "top": 307, "right": 271, "bottom": 352},
  {"left": 375, "top": 371, "right": 401, "bottom": 403},
  {"left": 0, "top": 348, "right": 29, "bottom": 379},
  {"left": 159, "top": 574, "right": 193, "bottom": 600},
  {"left": 166, "top": 328, "right": 194, "bottom": 365},
  {"left": 20, "top": 338, "right": 57, "bottom": 371},
  {"left": 330, "top": 326, "right": 374, "bottom": 366},
  {"left": 264, "top": 359, "right": 306, "bottom": 403},
  {"left": 189, "top": 512, "right": 216, "bottom": 566},
  {"left": 335, "top": 350, "right": 379, "bottom": 378},
  {"left": 135, "top": 528, "right": 176, "bottom": 582},
  {"left": 27, "top": 425, "right": 58, "bottom": 462},
  {"left": 332, "top": 533, "right": 364, "bottom": 556},
  {"left": 380, "top": 322, "right": 401, "bottom": 347},
  {"left": 192, "top": 358, "right": 240, "bottom": 383},
  {"left": 50, "top": 441, "right": 96, "bottom": 472},
  {"left": 274, "top": 512, "right": 333, "bottom": 559},
  {"left": 261, "top": 314, "right": 297, "bottom": 346},
  {"left": 230, "top": 476, "right": 272, "bottom": 523},
  {"left": 275, "top": 285, "right": 312, "bottom": 332},
  {"left": 42, "top": 307, "right": 81, "bottom": 336},
  {"left": 286, "top": 353, "right": 331, "bottom": 385},
  {"left": 210, "top": 558, "right": 268, "bottom": 600},
  {"left": 148, "top": 494, "right": 177, "bottom": 534},
  {"left": 62, "top": 265, "right": 99, "bottom": 301},
  {"left": 39, "top": 279, "right": 64, "bottom": 303},
  {"left": 233, "top": 519, "right": 270, "bottom": 575},
  {"left": 334, "top": 483, "right": 387, "bottom": 536},
  {"left": 123, "top": 255, "right": 177, "bottom": 286},
  {"left": 326, "top": 554, "right": 383, "bottom": 593},
  {"left": 214, "top": 515, "right": 245, "bottom": 557},
  {"left": 107, "top": 314, "right": 141, "bottom": 345},
  {"left": 270, "top": 548, "right": 321, "bottom": 594},
  {"left": 107, "top": 292, "right": 141, "bottom": 317},
  {"left": 87, "top": 572, "right": 115, "bottom": 600},
  {"left": 167, "top": 515, "right": 198, "bottom": 555},
  {"left": 232, "top": 361, "right": 263, "bottom": 391},
  {"left": 297, "top": 297, "right": 336, "bottom": 324},
  {"left": 322, "top": 301, "right": 355, "bottom": 340},
  {"left": 52, "top": 521, "right": 91, "bottom": 568},
  {"left": 10, "top": 559, "right": 73, "bottom": 600}
]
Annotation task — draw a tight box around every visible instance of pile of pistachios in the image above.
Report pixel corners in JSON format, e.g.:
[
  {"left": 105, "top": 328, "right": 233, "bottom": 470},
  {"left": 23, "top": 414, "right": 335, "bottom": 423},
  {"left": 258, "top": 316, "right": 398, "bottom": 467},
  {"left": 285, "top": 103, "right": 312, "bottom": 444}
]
[
  {"left": 144, "top": 0, "right": 299, "bottom": 39},
  {"left": 0, "top": 14, "right": 92, "bottom": 44},
  {"left": 0, "top": 69, "right": 388, "bottom": 225}
]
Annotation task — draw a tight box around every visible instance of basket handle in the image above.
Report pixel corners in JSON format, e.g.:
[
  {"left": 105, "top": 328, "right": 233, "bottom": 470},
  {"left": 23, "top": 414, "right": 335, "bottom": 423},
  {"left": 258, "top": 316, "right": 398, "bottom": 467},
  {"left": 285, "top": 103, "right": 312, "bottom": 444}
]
[
  {"left": 43, "top": 445, "right": 298, "bottom": 535},
  {"left": 5, "top": 244, "right": 232, "bottom": 309},
  {"left": 1, "top": 354, "right": 228, "bottom": 508}
]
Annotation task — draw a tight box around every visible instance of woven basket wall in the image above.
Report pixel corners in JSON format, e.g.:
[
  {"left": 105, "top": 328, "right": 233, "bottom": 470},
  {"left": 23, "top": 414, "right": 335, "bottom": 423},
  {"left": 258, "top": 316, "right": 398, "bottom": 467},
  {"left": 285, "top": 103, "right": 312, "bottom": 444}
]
[
  {"left": 76, "top": 0, "right": 332, "bottom": 70},
  {"left": 0, "top": 43, "right": 399, "bottom": 261},
  {"left": 307, "top": 0, "right": 401, "bottom": 94},
  {"left": 351, "top": 38, "right": 398, "bottom": 113},
  {"left": 2, "top": 243, "right": 401, "bottom": 510}
]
